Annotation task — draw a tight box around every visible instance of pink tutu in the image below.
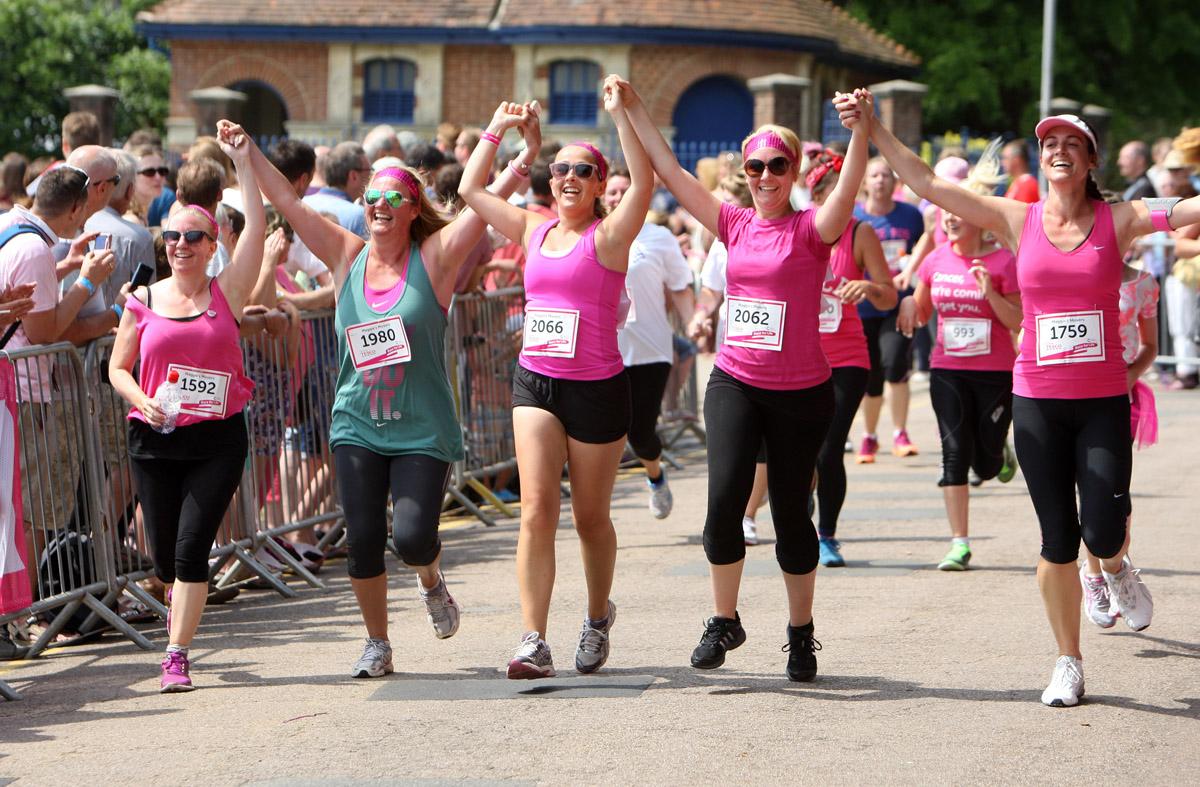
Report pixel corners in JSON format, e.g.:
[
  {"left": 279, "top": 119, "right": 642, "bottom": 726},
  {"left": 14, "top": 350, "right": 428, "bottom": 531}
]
[{"left": 1130, "top": 380, "right": 1158, "bottom": 450}]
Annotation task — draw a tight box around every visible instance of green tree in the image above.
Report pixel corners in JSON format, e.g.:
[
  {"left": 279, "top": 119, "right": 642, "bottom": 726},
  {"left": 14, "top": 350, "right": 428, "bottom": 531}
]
[{"left": 0, "top": 0, "right": 169, "bottom": 156}]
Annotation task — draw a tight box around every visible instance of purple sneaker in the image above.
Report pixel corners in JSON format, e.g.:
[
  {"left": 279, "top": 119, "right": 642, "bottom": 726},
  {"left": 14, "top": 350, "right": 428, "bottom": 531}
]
[{"left": 160, "top": 650, "right": 195, "bottom": 693}]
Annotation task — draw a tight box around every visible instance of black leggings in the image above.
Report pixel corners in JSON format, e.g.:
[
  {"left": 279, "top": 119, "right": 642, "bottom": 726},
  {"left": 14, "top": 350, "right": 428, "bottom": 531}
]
[
  {"left": 815, "top": 366, "right": 869, "bottom": 538},
  {"left": 334, "top": 447, "right": 451, "bottom": 579},
  {"left": 703, "top": 367, "right": 833, "bottom": 574},
  {"left": 626, "top": 361, "right": 672, "bottom": 462},
  {"left": 131, "top": 449, "right": 247, "bottom": 584},
  {"left": 862, "top": 312, "right": 913, "bottom": 396},
  {"left": 1012, "top": 395, "right": 1132, "bottom": 564},
  {"left": 929, "top": 369, "right": 1013, "bottom": 487}
]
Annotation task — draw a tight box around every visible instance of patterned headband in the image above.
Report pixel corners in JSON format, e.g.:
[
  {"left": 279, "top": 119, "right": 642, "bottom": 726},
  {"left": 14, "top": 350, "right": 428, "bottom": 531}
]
[{"left": 805, "top": 150, "right": 845, "bottom": 190}]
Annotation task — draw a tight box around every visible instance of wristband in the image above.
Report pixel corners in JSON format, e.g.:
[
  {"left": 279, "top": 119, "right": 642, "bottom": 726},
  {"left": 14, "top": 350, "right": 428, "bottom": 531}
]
[
  {"left": 480, "top": 131, "right": 502, "bottom": 146},
  {"left": 1143, "top": 197, "right": 1181, "bottom": 233},
  {"left": 508, "top": 161, "right": 530, "bottom": 179},
  {"left": 77, "top": 276, "right": 96, "bottom": 295},
  {"left": 111, "top": 303, "right": 123, "bottom": 321}
]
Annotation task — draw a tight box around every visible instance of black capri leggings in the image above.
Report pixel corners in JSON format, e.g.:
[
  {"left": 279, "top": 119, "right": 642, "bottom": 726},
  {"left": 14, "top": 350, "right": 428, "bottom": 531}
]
[
  {"left": 130, "top": 428, "right": 248, "bottom": 585},
  {"left": 862, "top": 312, "right": 913, "bottom": 397},
  {"left": 815, "top": 366, "right": 869, "bottom": 539},
  {"left": 703, "top": 367, "right": 833, "bottom": 574},
  {"left": 626, "top": 361, "right": 672, "bottom": 461},
  {"left": 334, "top": 446, "right": 451, "bottom": 579},
  {"left": 1012, "top": 394, "right": 1132, "bottom": 564},
  {"left": 929, "top": 369, "right": 1013, "bottom": 487}
]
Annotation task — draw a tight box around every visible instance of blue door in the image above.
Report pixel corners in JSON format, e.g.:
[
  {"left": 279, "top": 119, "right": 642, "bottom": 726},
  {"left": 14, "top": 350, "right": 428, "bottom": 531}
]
[{"left": 671, "top": 76, "right": 754, "bottom": 175}]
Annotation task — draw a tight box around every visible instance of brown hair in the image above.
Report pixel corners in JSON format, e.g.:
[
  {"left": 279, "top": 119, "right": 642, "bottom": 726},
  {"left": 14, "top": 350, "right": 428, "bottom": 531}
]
[
  {"left": 1, "top": 152, "right": 30, "bottom": 207},
  {"left": 62, "top": 111, "right": 100, "bottom": 149},
  {"left": 187, "top": 136, "right": 235, "bottom": 186},
  {"left": 176, "top": 158, "right": 225, "bottom": 209},
  {"left": 373, "top": 165, "right": 449, "bottom": 246}
]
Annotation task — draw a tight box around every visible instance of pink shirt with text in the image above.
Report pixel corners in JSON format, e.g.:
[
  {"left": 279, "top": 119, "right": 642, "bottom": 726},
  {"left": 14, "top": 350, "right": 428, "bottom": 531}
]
[{"left": 918, "top": 244, "right": 1018, "bottom": 372}]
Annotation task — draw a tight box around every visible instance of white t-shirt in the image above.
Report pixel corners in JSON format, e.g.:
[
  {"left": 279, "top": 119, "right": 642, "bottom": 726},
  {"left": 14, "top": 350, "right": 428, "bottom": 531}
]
[
  {"left": 700, "top": 240, "right": 729, "bottom": 345},
  {"left": 617, "top": 223, "right": 693, "bottom": 366}
]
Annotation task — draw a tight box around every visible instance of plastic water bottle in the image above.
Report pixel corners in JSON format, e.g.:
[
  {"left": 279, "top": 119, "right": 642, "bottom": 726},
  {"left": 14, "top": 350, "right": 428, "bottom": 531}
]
[{"left": 153, "top": 370, "right": 182, "bottom": 434}]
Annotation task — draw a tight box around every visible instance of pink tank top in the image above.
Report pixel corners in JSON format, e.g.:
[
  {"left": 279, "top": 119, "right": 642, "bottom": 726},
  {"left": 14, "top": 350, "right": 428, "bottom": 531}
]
[
  {"left": 818, "top": 221, "right": 869, "bottom": 369},
  {"left": 1013, "top": 200, "right": 1126, "bottom": 399},
  {"left": 716, "top": 203, "right": 832, "bottom": 390},
  {"left": 519, "top": 218, "right": 625, "bottom": 380},
  {"left": 919, "top": 244, "right": 1019, "bottom": 372},
  {"left": 125, "top": 279, "right": 255, "bottom": 427}
]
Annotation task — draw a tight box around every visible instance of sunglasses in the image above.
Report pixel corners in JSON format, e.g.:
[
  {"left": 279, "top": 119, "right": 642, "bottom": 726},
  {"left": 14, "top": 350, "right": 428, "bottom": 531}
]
[
  {"left": 93, "top": 174, "right": 121, "bottom": 188},
  {"left": 139, "top": 167, "right": 170, "bottom": 177},
  {"left": 549, "top": 162, "right": 597, "bottom": 180},
  {"left": 743, "top": 157, "right": 792, "bottom": 177},
  {"left": 364, "top": 189, "right": 413, "bottom": 208},
  {"left": 162, "top": 229, "right": 214, "bottom": 244},
  {"left": 61, "top": 164, "right": 91, "bottom": 193}
]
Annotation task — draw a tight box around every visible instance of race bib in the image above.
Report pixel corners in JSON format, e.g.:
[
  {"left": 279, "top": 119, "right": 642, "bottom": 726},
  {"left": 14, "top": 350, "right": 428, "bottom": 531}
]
[
  {"left": 523, "top": 307, "right": 580, "bottom": 358},
  {"left": 942, "top": 317, "right": 991, "bottom": 357},
  {"left": 881, "top": 239, "right": 907, "bottom": 273},
  {"left": 167, "top": 364, "right": 230, "bottom": 419},
  {"left": 1035, "top": 310, "right": 1105, "bottom": 366},
  {"left": 725, "top": 295, "right": 786, "bottom": 351},
  {"left": 346, "top": 316, "right": 412, "bottom": 371},
  {"left": 818, "top": 293, "right": 842, "bottom": 334}
]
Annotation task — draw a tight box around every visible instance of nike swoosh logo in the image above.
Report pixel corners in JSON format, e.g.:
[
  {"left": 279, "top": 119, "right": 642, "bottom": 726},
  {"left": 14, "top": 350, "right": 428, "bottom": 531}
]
[
  {"left": 1092, "top": 246, "right": 1105, "bottom": 251},
  {"left": 375, "top": 422, "right": 387, "bottom": 427},
  {"left": 371, "top": 302, "right": 388, "bottom": 309}
]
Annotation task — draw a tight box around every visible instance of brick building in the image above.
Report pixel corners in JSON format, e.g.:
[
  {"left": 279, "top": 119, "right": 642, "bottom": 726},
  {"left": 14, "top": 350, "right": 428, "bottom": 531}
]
[{"left": 138, "top": 0, "right": 920, "bottom": 157}]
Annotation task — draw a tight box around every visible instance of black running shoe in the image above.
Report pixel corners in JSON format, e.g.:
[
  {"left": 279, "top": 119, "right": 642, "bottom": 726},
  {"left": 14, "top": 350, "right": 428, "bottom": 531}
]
[
  {"left": 690, "top": 613, "right": 747, "bottom": 669},
  {"left": 783, "top": 622, "right": 822, "bottom": 682}
]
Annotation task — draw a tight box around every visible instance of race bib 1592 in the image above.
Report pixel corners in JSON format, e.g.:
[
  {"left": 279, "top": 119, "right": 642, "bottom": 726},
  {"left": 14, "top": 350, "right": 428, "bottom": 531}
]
[{"left": 166, "top": 364, "right": 231, "bottom": 419}]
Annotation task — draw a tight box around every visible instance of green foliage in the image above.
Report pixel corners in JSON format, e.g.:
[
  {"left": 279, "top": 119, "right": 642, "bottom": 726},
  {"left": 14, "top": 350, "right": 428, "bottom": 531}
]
[
  {"left": 0, "top": 0, "right": 169, "bottom": 156},
  {"left": 844, "top": 0, "right": 1200, "bottom": 145}
]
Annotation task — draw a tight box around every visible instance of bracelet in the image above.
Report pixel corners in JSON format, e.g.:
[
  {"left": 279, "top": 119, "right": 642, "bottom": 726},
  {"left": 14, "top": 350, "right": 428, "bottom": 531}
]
[
  {"left": 77, "top": 276, "right": 96, "bottom": 295},
  {"left": 111, "top": 303, "right": 123, "bottom": 320},
  {"left": 508, "top": 161, "right": 530, "bottom": 179},
  {"left": 480, "top": 131, "right": 502, "bottom": 146}
]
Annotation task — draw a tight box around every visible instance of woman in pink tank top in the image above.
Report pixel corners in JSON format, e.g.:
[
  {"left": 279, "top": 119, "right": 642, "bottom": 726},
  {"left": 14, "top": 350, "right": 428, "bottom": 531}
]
[
  {"left": 847, "top": 90, "right": 1200, "bottom": 707},
  {"left": 616, "top": 76, "right": 871, "bottom": 682},
  {"left": 460, "top": 86, "right": 653, "bottom": 679},
  {"left": 806, "top": 149, "right": 897, "bottom": 567},
  {"left": 108, "top": 126, "right": 265, "bottom": 694}
]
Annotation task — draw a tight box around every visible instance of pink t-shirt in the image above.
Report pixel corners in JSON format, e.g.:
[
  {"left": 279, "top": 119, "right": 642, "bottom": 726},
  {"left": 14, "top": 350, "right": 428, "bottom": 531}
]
[
  {"left": 919, "top": 244, "right": 1019, "bottom": 372},
  {"left": 716, "top": 203, "right": 832, "bottom": 390},
  {"left": 1118, "top": 269, "right": 1158, "bottom": 366},
  {"left": 519, "top": 218, "right": 625, "bottom": 381},
  {"left": 1013, "top": 200, "right": 1126, "bottom": 399},
  {"left": 0, "top": 207, "right": 60, "bottom": 402},
  {"left": 818, "top": 221, "right": 869, "bottom": 369}
]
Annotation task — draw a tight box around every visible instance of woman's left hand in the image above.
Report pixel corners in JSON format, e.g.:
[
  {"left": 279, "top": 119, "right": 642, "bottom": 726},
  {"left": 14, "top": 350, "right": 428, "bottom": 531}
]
[
  {"left": 835, "top": 279, "right": 872, "bottom": 305},
  {"left": 970, "top": 263, "right": 994, "bottom": 299},
  {"left": 264, "top": 227, "right": 290, "bottom": 266},
  {"left": 216, "top": 120, "right": 250, "bottom": 162},
  {"left": 518, "top": 100, "right": 542, "bottom": 153}
]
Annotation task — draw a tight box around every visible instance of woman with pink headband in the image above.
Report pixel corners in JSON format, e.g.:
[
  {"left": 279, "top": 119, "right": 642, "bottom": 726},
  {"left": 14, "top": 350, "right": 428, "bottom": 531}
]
[
  {"left": 227, "top": 113, "right": 541, "bottom": 680},
  {"left": 616, "top": 75, "right": 870, "bottom": 682},
  {"left": 109, "top": 126, "right": 265, "bottom": 693},
  {"left": 839, "top": 92, "right": 1200, "bottom": 707},
  {"left": 459, "top": 87, "right": 652, "bottom": 679}
]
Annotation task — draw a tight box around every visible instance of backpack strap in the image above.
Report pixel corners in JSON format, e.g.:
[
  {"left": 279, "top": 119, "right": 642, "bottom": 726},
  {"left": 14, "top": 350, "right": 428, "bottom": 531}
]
[{"left": 0, "top": 222, "right": 53, "bottom": 350}]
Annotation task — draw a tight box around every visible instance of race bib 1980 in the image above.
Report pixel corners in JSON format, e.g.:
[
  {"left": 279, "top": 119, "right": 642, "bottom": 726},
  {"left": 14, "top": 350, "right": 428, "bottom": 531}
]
[
  {"left": 346, "top": 316, "right": 412, "bottom": 371},
  {"left": 724, "top": 295, "right": 786, "bottom": 351},
  {"left": 942, "top": 317, "right": 991, "bottom": 357},
  {"left": 1035, "top": 310, "right": 1105, "bottom": 366},
  {"left": 166, "top": 363, "right": 231, "bottom": 419},
  {"left": 523, "top": 307, "right": 580, "bottom": 358}
]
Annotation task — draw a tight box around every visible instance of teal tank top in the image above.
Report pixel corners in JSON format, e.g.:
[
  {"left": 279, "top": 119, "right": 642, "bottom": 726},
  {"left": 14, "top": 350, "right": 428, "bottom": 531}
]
[{"left": 329, "top": 244, "right": 463, "bottom": 461}]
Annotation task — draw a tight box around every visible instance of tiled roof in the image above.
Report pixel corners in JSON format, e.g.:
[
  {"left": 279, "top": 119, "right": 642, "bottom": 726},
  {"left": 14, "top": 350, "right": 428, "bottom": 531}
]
[{"left": 139, "top": 0, "right": 496, "bottom": 28}]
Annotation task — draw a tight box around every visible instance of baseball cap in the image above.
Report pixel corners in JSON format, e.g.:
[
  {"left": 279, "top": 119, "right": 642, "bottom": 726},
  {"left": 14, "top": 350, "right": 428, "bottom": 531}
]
[
  {"left": 1034, "top": 114, "right": 1098, "bottom": 152},
  {"left": 934, "top": 156, "right": 969, "bottom": 183}
]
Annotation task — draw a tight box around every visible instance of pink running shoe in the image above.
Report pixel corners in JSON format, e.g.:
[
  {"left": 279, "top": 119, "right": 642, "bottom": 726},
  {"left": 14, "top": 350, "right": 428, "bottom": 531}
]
[
  {"left": 856, "top": 435, "right": 879, "bottom": 465},
  {"left": 160, "top": 650, "right": 195, "bottom": 693},
  {"left": 892, "top": 429, "right": 919, "bottom": 457}
]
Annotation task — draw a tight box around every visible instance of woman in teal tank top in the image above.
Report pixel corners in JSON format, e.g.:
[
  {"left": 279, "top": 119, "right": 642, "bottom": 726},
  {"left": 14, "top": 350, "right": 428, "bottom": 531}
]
[{"left": 231, "top": 114, "right": 543, "bottom": 678}]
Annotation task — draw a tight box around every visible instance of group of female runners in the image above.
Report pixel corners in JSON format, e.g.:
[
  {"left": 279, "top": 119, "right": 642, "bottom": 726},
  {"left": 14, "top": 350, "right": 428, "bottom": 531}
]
[{"left": 115, "top": 77, "right": 1198, "bottom": 708}]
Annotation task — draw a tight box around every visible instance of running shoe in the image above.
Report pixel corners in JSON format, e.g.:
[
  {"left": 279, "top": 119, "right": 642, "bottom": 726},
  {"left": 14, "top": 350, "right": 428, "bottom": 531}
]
[
  {"left": 351, "top": 637, "right": 394, "bottom": 678},
  {"left": 1079, "top": 564, "right": 1116, "bottom": 629},
  {"left": 496, "top": 488, "right": 519, "bottom": 504},
  {"left": 1104, "top": 556, "right": 1153, "bottom": 632},
  {"left": 1041, "top": 655, "right": 1085, "bottom": 708},
  {"left": 160, "top": 650, "right": 196, "bottom": 693},
  {"left": 575, "top": 600, "right": 616, "bottom": 674},
  {"left": 937, "top": 542, "right": 972, "bottom": 571},
  {"left": 647, "top": 472, "right": 673, "bottom": 519},
  {"left": 997, "top": 442, "right": 1018, "bottom": 483},
  {"left": 856, "top": 434, "right": 879, "bottom": 464},
  {"left": 418, "top": 573, "right": 461, "bottom": 639},
  {"left": 892, "top": 430, "right": 919, "bottom": 457},
  {"left": 782, "top": 622, "right": 822, "bottom": 682},
  {"left": 818, "top": 538, "right": 845, "bottom": 567},
  {"left": 507, "top": 632, "right": 557, "bottom": 679},
  {"left": 742, "top": 517, "right": 759, "bottom": 546},
  {"left": 690, "top": 613, "right": 747, "bottom": 669}
]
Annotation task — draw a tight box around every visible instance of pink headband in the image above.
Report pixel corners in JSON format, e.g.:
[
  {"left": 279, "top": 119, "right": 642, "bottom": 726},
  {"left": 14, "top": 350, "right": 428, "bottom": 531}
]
[
  {"left": 566, "top": 141, "right": 608, "bottom": 180},
  {"left": 181, "top": 204, "right": 218, "bottom": 233},
  {"left": 373, "top": 167, "right": 422, "bottom": 201},
  {"left": 744, "top": 132, "right": 798, "bottom": 164}
]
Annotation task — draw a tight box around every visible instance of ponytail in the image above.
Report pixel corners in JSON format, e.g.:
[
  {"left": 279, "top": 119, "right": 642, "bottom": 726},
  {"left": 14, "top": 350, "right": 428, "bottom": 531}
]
[{"left": 1085, "top": 171, "right": 1104, "bottom": 202}]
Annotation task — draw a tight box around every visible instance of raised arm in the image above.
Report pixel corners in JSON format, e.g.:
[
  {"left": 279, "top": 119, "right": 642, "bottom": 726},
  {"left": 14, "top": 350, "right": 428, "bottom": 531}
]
[
  {"left": 610, "top": 76, "right": 722, "bottom": 236},
  {"left": 1113, "top": 193, "right": 1200, "bottom": 254},
  {"left": 814, "top": 93, "right": 869, "bottom": 244},
  {"left": 459, "top": 102, "right": 549, "bottom": 249},
  {"left": 594, "top": 78, "right": 654, "bottom": 272},
  {"left": 212, "top": 128, "right": 266, "bottom": 314}
]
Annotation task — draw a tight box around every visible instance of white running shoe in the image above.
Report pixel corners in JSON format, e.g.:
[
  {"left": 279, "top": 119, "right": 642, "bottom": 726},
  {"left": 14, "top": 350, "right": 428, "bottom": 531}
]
[
  {"left": 418, "top": 573, "right": 461, "bottom": 639},
  {"left": 1079, "top": 564, "right": 1116, "bottom": 629},
  {"left": 742, "top": 517, "right": 759, "bottom": 546},
  {"left": 1104, "top": 557, "right": 1153, "bottom": 632},
  {"left": 647, "top": 474, "right": 673, "bottom": 519},
  {"left": 1041, "top": 655, "right": 1085, "bottom": 708},
  {"left": 351, "top": 637, "right": 393, "bottom": 678},
  {"left": 507, "top": 632, "right": 556, "bottom": 679},
  {"left": 575, "top": 600, "right": 617, "bottom": 674}
]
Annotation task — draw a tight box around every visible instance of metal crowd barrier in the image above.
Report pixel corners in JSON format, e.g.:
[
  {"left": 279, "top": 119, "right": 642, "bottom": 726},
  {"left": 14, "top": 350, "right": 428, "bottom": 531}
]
[{"left": 1141, "top": 234, "right": 1200, "bottom": 368}]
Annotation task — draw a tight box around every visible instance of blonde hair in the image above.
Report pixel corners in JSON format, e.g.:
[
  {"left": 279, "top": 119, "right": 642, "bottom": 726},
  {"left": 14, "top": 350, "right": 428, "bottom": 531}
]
[
  {"left": 960, "top": 138, "right": 1007, "bottom": 197},
  {"left": 719, "top": 174, "right": 753, "bottom": 207},
  {"left": 741, "top": 124, "right": 802, "bottom": 165},
  {"left": 694, "top": 157, "right": 719, "bottom": 192},
  {"left": 1175, "top": 127, "right": 1200, "bottom": 168}
]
